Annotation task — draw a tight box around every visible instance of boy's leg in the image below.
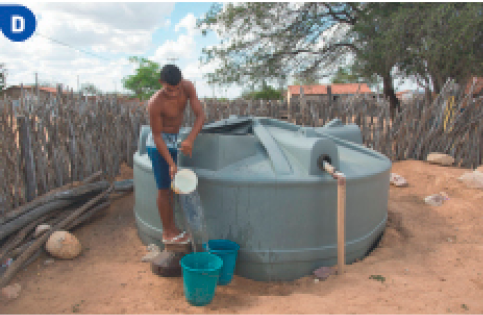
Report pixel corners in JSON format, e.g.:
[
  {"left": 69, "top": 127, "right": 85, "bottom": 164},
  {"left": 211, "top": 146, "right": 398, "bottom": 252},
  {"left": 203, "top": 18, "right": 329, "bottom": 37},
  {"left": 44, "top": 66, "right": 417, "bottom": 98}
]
[{"left": 147, "top": 146, "right": 190, "bottom": 243}]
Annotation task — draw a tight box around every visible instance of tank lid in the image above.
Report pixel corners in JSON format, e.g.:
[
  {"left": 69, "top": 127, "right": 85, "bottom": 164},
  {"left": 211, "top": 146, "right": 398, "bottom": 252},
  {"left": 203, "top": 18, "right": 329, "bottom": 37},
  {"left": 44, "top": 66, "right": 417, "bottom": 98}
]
[{"left": 200, "top": 116, "right": 253, "bottom": 135}]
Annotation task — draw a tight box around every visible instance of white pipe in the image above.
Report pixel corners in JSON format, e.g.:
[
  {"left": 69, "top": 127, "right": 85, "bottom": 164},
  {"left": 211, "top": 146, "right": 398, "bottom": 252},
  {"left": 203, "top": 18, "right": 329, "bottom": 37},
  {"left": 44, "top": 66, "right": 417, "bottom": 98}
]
[{"left": 323, "top": 162, "right": 346, "bottom": 275}]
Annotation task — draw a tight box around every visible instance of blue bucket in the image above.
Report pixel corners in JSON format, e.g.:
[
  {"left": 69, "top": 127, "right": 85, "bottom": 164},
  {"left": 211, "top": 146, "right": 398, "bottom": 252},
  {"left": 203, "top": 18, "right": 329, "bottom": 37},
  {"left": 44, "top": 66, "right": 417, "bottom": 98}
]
[
  {"left": 204, "top": 239, "right": 240, "bottom": 285},
  {"left": 180, "top": 252, "right": 223, "bottom": 306}
]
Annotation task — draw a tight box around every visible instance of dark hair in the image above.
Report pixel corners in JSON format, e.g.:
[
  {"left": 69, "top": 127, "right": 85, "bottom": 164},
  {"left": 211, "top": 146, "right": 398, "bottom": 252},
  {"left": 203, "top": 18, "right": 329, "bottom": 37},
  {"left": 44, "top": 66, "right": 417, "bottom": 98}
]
[{"left": 160, "top": 64, "right": 182, "bottom": 86}]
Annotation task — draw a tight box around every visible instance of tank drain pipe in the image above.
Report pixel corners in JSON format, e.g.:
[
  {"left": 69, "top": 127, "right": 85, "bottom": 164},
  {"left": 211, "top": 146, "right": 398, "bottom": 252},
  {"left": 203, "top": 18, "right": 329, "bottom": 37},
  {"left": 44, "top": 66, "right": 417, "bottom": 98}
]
[{"left": 322, "top": 161, "right": 346, "bottom": 275}]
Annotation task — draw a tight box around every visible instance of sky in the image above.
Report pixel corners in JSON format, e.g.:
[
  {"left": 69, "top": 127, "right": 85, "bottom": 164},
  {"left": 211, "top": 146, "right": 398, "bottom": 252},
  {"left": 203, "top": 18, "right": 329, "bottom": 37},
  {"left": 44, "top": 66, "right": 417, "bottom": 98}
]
[{"left": 1, "top": 1, "right": 418, "bottom": 99}]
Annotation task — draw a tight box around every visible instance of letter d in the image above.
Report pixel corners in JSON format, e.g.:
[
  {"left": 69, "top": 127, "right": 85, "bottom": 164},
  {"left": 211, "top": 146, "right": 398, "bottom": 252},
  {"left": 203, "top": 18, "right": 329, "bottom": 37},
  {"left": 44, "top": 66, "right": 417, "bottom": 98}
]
[{"left": 12, "top": 15, "right": 25, "bottom": 33}]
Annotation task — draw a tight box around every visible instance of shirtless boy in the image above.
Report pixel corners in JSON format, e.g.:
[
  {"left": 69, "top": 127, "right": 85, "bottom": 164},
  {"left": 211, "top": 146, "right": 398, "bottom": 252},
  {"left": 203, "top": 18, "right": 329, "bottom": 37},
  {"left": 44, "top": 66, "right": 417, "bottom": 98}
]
[{"left": 146, "top": 64, "right": 205, "bottom": 245}]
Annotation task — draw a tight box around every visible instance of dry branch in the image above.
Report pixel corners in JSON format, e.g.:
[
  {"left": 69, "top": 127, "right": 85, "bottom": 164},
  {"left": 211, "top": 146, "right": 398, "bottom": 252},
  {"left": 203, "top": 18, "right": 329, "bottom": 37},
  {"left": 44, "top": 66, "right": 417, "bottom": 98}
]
[{"left": 0, "top": 184, "right": 114, "bottom": 288}]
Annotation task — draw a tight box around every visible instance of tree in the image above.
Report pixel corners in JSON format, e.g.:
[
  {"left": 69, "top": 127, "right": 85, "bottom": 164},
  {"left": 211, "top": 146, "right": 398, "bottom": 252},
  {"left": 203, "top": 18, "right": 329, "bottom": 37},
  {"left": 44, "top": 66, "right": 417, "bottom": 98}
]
[
  {"left": 387, "top": 3, "right": 483, "bottom": 96},
  {"left": 292, "top": 73, "right": 320, "bottom": 86},
  {"left": 197, "top": 3, "right": 406, "bottom": 113},
  {"left": 348, "top": 3, "right": 405, "bottom": 116},
  {"left": 331, "top": 67, "right": 361, "bottom": 84},
  {"left": 81, "top": 83, "right": 102, "bottom": 96},
  {"left": 199, "top": 3, "right": 483, "bottom": 120},
  {"left": 122, "top": 57, "right": 161, "bottom": 101},
  {"left": 197, "top": 3, "right": 359, "bottom": 87},
  {"left": 0, "top": 63, "right": 6, "bottom": 91},
  {"left": 241, "top": 80, "right": 283, "bottom": 100}
]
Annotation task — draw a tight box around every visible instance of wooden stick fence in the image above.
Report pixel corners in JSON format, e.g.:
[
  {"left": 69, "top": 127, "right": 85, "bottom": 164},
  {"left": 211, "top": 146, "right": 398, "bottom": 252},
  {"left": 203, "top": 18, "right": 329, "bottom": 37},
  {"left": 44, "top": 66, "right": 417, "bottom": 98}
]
[{"left": 1, "top": 79, "right": 482, "bottom": 214}]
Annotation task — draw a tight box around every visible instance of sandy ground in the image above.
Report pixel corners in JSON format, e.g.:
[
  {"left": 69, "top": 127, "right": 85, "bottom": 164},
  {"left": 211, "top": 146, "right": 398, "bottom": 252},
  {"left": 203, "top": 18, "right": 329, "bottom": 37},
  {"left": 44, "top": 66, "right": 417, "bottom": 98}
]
[{"left": 2, "top": 160, "right": 483, "bottom": 314}]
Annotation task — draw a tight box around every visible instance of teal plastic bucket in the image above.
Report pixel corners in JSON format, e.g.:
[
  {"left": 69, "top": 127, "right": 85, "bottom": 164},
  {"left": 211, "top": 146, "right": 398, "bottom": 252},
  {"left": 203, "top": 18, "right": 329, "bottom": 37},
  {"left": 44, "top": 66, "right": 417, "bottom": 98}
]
[
  {"left": 204, "top": 239, "right": 240, "bottom": 285},
  {"left": 180, "top": 252, "right": 223, "bottom": 306}
]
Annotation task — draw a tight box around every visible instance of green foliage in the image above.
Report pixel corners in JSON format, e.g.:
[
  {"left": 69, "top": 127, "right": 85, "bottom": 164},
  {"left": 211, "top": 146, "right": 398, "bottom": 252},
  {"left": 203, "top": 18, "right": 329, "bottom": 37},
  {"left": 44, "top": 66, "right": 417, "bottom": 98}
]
[
  {"left": 197, "top": 3, "right": 359, "bottom": 86},
  {"left": 293, "top": 74, "right": 320, "bottom": 86},
  {"left": 199, "top": 2, "right": 483, "bottom": 108},
  {"left": 241, "top": 81, "right": 283, "bottom": 100},
  {"left": 352, "top": 3, "right": 483, "bottom": 93},
  {"left": 331, "top": 66, "right": 381, "bottom": 88},
  {"left": 369, "top": 275, "right": 386, "bottom": 283},
  {"left": 387, "top": 3, "right": 483, "bottom": 92},
  {"left": 203, "top": 97, "right": 229, "bottom": 101},
  {"left": 331, "top": 67, "right": 361, "bottom": 84},
  {"left": 122, "top": 57, "right": 161, "bottom": 101},
  {"left": 0, "top": 63, "right": 6, "bottom": 91}
]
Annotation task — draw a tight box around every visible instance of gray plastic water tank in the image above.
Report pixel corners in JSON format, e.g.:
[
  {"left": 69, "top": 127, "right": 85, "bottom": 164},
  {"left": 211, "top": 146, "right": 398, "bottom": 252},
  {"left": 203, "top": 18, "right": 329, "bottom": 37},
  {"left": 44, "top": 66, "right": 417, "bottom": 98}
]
[{"left": 133, "top": 116, "right": 391, "bottom": 281}]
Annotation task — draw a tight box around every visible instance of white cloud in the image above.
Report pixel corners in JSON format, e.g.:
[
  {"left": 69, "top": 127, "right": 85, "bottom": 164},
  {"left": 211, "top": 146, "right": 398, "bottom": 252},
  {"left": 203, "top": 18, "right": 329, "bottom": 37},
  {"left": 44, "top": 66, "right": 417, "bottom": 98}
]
[
  {"left": 175, "top": 13, "right": 199, "bottom": 38},
  {"left": 1, "top": 3, "right": 176, "bottom": 93},
  {"left": 31, "top": 3, "right": 174, "bottom": 53},
  {"left": 181, "top": 61, "right": 243, "bottom": 99},
  {"left": 152, "top": 35, "right": 196, "bottom": 62}
]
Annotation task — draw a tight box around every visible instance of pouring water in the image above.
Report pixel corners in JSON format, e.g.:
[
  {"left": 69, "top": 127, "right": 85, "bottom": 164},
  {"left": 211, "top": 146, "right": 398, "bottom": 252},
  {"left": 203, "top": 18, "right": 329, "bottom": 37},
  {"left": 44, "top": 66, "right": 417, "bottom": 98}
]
[{"left": 172, "top": 169, "right": 210, "bottom": 255}]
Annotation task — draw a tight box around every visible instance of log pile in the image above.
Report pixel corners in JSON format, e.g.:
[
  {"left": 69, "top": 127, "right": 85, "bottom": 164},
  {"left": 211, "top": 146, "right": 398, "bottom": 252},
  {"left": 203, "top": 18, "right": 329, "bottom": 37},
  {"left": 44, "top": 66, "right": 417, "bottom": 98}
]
[{"left": 0, "top": 171, "right": 133, "bottom": 289}]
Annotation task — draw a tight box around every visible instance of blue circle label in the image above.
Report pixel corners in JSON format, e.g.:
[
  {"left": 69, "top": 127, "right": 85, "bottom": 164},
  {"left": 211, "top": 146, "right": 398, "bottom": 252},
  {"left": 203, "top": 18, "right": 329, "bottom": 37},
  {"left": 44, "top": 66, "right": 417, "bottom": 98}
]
[{"left": 0, "top": 5, "right": 37, "bottom": 42}]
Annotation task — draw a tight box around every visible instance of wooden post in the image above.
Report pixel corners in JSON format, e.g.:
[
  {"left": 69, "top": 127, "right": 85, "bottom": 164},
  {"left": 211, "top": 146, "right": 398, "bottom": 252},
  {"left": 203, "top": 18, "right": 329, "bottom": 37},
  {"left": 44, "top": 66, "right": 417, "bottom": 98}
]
[
  {"left": 300, "top": 87, "right": 306, "bottom": 125},
  {"left": 18, "top": 115, "right": 37, "bottom": 202},
  {"left": 337, "top": 173, "right": 346, "bottom": 275}
]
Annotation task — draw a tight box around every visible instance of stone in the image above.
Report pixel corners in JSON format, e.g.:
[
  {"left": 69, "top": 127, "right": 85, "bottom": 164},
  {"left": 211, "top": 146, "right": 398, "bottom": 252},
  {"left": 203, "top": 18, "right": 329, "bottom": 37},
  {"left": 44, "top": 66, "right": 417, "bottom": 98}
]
[
  {"left": 426, "top": 153, "right": 455, "bottom": 166},
  {"left": 45, "top": 231, "right": 82, "bottom": 259},
  {"left": 458, "top": 171, "right": 483, "bottom": 189},
  {"left": 141, "top": 250, "right": 160, "bottom": 263},
  {"left": 424, "top": 192, "right": 449, "bottom": 206},
  {"left": 390, "top": 173, "right": 408, "bottom": 187},
  {"left": 313, "top": 266, "right": 336, "bottom": 280},
  {"left": 34, "top": 224, "right": 51, "bottom": 238},
  {"left": 1, "top": 283, "right": 21, "bottom": 300},
  {"left": 151, "top": 251, "right": 186, "bottom": 277},
  {"left": 147, "top": 244, "right": 160, "bottom": 252}
]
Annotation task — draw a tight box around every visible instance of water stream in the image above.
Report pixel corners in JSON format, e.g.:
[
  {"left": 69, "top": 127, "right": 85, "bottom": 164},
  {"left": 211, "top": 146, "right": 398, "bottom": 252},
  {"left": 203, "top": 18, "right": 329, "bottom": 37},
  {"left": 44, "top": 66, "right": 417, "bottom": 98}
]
[{"left": 178, "top": 190, "right": 210, "bottom": 254}]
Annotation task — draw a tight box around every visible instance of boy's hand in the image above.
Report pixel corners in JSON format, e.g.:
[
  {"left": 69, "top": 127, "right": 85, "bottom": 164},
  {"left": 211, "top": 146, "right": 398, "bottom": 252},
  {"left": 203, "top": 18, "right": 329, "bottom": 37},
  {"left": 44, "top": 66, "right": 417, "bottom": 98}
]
[
  {"left": 169, "top": 163, "right": 178, "bottom": 180},
  {"left": 180, "top": 139, "right": 193, "bottom": 158}
]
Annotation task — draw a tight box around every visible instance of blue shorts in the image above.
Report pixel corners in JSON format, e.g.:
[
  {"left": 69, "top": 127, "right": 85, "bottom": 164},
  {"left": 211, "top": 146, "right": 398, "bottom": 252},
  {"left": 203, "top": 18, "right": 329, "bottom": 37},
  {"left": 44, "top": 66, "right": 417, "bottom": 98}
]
[{"left": 146, "top": 138, "right": 178, "bottom": 190}]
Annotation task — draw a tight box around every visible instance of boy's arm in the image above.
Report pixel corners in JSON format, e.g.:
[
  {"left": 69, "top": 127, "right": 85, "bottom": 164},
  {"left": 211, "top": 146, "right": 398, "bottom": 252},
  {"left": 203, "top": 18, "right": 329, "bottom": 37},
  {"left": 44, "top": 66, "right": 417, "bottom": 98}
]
[
  {"left": 181, "top": 81, "right": 206, "bottom": 157},
  {"left": 148, "top": 97, "right": 177, "bottom": 179}
]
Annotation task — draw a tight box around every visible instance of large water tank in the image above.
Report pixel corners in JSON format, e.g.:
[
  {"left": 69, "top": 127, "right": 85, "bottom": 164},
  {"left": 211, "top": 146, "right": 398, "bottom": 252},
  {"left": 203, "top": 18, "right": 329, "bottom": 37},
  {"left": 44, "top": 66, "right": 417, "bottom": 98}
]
[{"left": 133, "top": 116, "right": 391, "bottom": 281}]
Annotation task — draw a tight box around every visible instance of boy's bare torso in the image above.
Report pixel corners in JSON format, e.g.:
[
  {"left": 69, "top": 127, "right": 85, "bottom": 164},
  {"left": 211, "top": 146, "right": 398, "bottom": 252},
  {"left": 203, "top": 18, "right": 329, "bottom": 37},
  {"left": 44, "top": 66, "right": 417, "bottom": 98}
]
[{"left": 150, "top": 80, "right": 190, "bottom": 134}]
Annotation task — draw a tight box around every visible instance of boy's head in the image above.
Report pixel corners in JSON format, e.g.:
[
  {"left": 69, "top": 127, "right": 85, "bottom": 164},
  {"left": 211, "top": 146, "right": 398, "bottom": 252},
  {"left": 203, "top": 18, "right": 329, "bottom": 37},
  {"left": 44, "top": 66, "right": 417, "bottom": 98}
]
[{"left": 159, "top": 64, "right": 182, "bottom": 86}]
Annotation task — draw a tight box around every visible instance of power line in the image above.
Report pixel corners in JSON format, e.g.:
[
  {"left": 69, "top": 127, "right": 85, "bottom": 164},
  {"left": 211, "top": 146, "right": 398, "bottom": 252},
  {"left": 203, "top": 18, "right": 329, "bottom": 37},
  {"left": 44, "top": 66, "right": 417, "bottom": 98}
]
[{"left": 35, "top": 33, "right": 111, "bottom": 62}]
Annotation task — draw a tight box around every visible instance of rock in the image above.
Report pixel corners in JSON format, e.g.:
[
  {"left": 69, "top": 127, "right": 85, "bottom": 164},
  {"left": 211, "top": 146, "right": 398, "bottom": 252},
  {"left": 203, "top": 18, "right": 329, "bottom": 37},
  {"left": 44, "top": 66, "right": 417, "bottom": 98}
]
[
  {"left": 313, "top": 266, "right": 336, "bottom": 280},
  {"left": 1, "top": 283, "right": 21, "bottom": 300},
  {"left": 45, "top": 231, "right": 82, "bottom": 259},
  {"left": 426, "top": 153, "right": 455, "bottom": 166},
  {"left": 141, "top": 250, "right": 160, "bottom": 263},
  {"left": 458, "top": 171, "right": 483, "bottom": 189},
  {"left": 390, "top": 173, "right": 408, "bottom": 187},
  {"left": 34, "top": 224, "right": 51, "bottom": 238},
  {"left": 424, "top": 192, "right": 449, "bottom": 206},
  {"left": 147, "top": 244, "right": 160, "bottom": 252}
]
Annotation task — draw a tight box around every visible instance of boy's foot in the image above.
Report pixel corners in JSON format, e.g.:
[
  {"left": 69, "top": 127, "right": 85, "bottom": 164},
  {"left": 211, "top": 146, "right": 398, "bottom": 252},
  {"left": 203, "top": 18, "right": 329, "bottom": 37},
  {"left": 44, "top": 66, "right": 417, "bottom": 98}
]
[{"left": 162, "top": 231, "right": 191, "bottom": 244}]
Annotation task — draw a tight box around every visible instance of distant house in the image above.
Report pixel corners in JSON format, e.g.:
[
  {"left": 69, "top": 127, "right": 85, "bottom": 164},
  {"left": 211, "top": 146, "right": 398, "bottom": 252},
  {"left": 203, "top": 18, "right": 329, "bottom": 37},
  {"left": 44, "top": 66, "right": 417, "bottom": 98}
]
[
  {"left": 1, "top": 85, "right": 62, "bottom": 100},
  {"left": 286, "top": 83, "right": 374, "bottom": 104}
]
